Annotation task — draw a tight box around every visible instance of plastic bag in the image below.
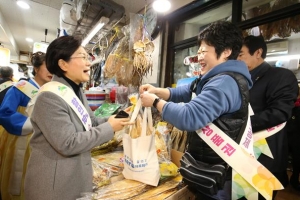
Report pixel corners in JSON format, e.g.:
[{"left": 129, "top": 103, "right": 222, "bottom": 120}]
[{"left": 94, "top": 102, "right": 120, "bottom": 118}]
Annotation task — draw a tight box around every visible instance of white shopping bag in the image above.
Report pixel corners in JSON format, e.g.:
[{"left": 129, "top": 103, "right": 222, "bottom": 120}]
[{"left": 122, "top": 99, "right": 160, "bottom": 186}]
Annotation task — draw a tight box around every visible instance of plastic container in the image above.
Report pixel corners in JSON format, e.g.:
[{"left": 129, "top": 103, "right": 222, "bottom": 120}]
[{"left": 84, "top": 90, "right": 106, "bottom": 111}]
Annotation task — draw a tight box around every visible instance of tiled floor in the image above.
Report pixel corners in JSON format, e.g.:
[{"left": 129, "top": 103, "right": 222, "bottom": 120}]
[{"left": 275, "top": 170, "right": 300, "bottom": 200}]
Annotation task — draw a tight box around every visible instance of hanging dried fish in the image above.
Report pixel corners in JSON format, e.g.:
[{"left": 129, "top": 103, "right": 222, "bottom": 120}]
[{"left": 132, "top": 38, "right": 154, "bottom": 82}]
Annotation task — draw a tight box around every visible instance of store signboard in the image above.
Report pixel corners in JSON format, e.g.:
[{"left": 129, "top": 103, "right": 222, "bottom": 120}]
[
  {"left": 33, "top": 42, "right": 48, "bottom": 53},
  {"left": 0, "top": 47, "right": 10, "bottom": 66}
]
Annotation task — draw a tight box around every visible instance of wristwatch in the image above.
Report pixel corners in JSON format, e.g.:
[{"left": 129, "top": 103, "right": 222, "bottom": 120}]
[{"left": 152, "top": 98, "right": 161, "bottom": 108}]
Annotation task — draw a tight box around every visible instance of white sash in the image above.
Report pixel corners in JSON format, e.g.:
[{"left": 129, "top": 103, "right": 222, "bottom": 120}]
[
  {"left": 195, "top": 106, "right": 283, "bottom": 200},
  {"left": 39, "top": 81, "right": 92, "bottom": 131},
  {"left": 14, "top": 80, "right": 39, "bottom": 99},
  {"left": 253, "top": 123, "right": 286, "bottom": 142},
  {"left": 0, "top": 81, "right": 13, "bottom": 92},
  {"left": 9, "top": 80, "right": 38, "bottom": 195}
]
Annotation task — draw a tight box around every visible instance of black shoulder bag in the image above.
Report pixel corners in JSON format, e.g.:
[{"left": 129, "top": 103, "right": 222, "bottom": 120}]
[{"left": 179, "top": 151, "right": 228, "bottom": 195}]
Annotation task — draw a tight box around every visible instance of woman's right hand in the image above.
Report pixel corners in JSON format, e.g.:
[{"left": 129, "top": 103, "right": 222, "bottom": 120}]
[{"left": 107, "top": 116, "right": 133, "bottom": 132}]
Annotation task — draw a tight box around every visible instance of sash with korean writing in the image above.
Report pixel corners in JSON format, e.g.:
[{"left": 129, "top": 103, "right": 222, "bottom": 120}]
[
  {"left": 195, "top": 108, "right": 283, "bottom": 200},
  {"left": 253, "top": 123, "right": 286, "bottom": 159},
  {"left": 38, "top": 81, "right": 91, "bottom": 131},
  {"left": 232, "top": 107, "right": 286, "bottom": 199},
  {"left": 9, "top": 80, "right": 38, "bottom": 195},
  {"left": 14, "top": 80, "right": 39, "bottom": 99},
  {"left": 0, "top": 81, "right": 13, "bottom": 92}
]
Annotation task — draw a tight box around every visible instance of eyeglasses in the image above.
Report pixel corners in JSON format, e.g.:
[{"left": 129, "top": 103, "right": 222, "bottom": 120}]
[{"left": 70, "top": 54, "right": 90, "bottom": 62}]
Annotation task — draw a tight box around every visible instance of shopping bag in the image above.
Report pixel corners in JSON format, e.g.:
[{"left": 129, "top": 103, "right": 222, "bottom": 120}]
[{"left": 122, "top": 98, "right": 160, "bottom": 186}]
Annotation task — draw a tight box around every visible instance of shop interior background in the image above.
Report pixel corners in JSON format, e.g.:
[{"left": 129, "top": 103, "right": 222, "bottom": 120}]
[{"left": 0, "top": 0, "right": 299, "bottom": 84}]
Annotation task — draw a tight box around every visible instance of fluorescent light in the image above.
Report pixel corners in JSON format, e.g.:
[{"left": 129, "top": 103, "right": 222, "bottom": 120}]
[
  {"left": 81, "top": 17, "right": 109, "bottom": 47},
  {"left": 153, "top": 0, "right": 171, "bottom": 13},
  {"left": 265, "top": 54, "right": 300, "bottom": 62},
  {"left": 26, "top": 38, "right": 33, "bottom": 42},
  {"left": 266, "top": 50, "right": 288, "bottom": 56},
  {"left": 17, "top": 1, "right": 30, "bottom": 9}
]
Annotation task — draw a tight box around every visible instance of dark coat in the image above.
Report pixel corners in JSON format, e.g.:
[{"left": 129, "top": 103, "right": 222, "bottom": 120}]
[
  {"left": 249, "top": 62, "right": 298, "bottom": 176},
  {"left": 0, "top": 77, "right": 13, "bottom": 105}
]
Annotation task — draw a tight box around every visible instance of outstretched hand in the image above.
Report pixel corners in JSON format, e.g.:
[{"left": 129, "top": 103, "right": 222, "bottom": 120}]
[{"left": 108, "top": 116, "right": 133, "bottom": 132}]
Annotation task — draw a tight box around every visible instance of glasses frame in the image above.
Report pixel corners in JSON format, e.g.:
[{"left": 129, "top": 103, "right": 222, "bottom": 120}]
[{"left": 70, "top": 53, "right": 90, "bottom": 62}]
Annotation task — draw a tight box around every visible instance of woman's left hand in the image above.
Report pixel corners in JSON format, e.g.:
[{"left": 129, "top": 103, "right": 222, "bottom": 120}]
[{"left": 124, "top": 106, "right": 132, "bottom": 114}]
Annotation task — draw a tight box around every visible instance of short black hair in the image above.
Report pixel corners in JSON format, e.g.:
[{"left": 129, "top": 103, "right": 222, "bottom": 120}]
[
  {"left": 31, "top": 51, "right": 46, "bottom": 76},
  {"left": 0, "top": 66, "right": 13, "bottom": 78},
  {"left": 198, "top": 21, "right": 243, "bottom": 60},
  {"left": 46, "top": 36, "right": 82, "bottom": 77},
  {"left": 243, "top": 35, "right": 267, "bottom": 59}
]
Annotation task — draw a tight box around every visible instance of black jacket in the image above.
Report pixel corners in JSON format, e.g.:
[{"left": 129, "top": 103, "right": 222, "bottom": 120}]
[
  {"left": 286, "top": 105, "right": 300, "bottom": 135},
  {"left": 0, "top": 77, "right": 13, "bottom": 105},
  {"left": 250, "top": 62, "right": 298, "bottom": 175},
  {"left": 188, "top": 72, "right": 249, "bottom": 180}
]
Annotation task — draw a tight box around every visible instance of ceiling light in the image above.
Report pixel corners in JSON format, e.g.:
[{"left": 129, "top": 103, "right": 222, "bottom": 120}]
[
  {"left": 153, "top": 0, "right": 171, "bottom": 13},
  {"left": 81, "top": 17, "right": 109, "bottom": 47},
  {"left": 26, "top": 38, "right": 33, "bottom": 42},
  {"left": 16, "top": 1, "right": 30, "bottom": 9}
]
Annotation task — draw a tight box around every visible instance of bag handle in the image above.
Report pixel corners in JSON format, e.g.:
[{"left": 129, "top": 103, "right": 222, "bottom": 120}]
[
  {"left": 130, "top": 98, "right": 142, "bottom": 123},
  {"left": 128, "top": 98, "right": 153, "bottom": 137},
  {"left": 141, "top": 107, "right": 154, "bottom": 137}
]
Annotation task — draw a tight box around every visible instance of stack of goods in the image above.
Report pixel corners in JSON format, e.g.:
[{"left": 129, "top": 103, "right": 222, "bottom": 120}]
[
  {"left": 155, "top": 122, "right": 179, "bottom": 179},
  {"left": 92, "top": 151, "right": 124, "bottom": 189},
  {"left": 84, "top": 90, "right": 106, "bottom": 111},
  {"left": 170, "top": 127, "right": 188, "bottom": 153},
  {"left": 91, "top": 129, "right": 125, "bottom": 156},
  {"left": 84, "top": 174, "right": 183, "bottom": 200}
]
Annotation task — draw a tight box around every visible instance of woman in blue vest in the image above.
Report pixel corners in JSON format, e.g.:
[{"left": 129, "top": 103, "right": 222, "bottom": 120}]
[{"left": 0, "top": 51, "right": 52, "bottom": 200}]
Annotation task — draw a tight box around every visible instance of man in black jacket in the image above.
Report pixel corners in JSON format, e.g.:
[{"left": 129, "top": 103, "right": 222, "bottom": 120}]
[
  {"left": 238, "top": 35, "right": 299, "bottom": 199},
  {"left": 0, "top": 66, "right": 14, "bottom": 105}
]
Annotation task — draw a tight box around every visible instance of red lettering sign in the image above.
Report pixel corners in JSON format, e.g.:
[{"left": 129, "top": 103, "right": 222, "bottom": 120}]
[
  {"left": 242, "top": 138, "right": 251, "bottom": 149},
  {"left": 221, "top": 143, "right": 236, "bottom": 156},
  {"left": 202, "top": 126, "right": 213, "bottom": 136},
  {"left": 211, "top": 134, "right": 224, "bottom": 146}
]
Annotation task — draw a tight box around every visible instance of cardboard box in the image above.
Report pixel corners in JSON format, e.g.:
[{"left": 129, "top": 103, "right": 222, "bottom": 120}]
[
  {"left": 170, "top": 149, "right": 184, "bottom": 168},
  {"left": 165, "top": 185, "right": 195, "bottom": 200}
]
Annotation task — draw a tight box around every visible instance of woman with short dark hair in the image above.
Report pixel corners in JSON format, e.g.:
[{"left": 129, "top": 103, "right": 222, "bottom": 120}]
[{"left": 24, "top": 36, "right": 132, "bottom": 200}]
